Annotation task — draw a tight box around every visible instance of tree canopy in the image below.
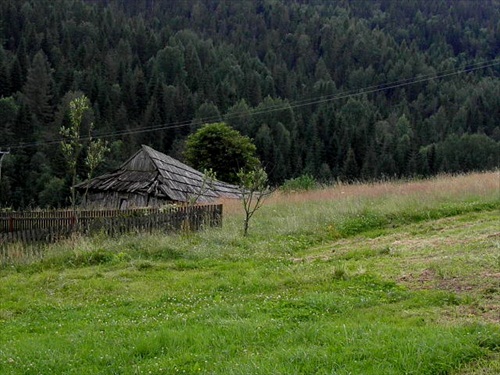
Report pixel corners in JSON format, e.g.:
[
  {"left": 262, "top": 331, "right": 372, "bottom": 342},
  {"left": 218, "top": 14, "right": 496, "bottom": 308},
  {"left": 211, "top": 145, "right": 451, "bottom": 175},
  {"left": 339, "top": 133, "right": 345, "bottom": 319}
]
[
  {"left": 184, "top": 122, "right": 260, "bottom": 184},
  {"left": 0, "top": 0, "right": 498, "bottom": 208}
]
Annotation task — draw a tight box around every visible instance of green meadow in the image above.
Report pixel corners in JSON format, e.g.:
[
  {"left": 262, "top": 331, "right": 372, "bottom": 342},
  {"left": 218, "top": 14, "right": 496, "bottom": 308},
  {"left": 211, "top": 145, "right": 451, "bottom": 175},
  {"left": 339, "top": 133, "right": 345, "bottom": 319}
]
[{"left": 1, "top": 172, "right": 499, "bottom": 374}]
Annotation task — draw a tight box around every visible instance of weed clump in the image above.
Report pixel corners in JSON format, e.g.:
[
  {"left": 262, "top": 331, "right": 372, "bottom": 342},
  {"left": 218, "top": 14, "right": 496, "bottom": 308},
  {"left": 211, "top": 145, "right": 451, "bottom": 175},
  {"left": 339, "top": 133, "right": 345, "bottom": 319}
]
[
  {"left": 70, "top": 248, "right": 113, "bottom": 267},
  {"left": 332, "top": 265, "right": 348, "bottom": 280}
]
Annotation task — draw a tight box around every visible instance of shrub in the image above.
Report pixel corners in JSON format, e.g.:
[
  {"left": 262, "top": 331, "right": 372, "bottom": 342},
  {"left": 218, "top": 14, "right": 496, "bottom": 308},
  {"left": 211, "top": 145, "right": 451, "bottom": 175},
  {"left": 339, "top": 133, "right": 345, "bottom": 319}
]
[{"left": 280, "top": 175, "right": 317, "bottom": 192}]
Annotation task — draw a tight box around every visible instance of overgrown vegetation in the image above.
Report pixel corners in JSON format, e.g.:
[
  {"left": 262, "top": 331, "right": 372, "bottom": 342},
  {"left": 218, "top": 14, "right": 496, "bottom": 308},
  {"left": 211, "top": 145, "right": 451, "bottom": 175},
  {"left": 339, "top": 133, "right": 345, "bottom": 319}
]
[{"left": 1, "top": 172, "right": 499, "bottom": 374}]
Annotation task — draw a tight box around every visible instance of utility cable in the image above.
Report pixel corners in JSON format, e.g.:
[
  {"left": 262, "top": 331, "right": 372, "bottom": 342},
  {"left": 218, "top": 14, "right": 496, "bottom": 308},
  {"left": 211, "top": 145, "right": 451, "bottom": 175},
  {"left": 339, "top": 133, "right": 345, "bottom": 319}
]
[{"left": 2, "top": 58, "right": 498, "bottom": 150}]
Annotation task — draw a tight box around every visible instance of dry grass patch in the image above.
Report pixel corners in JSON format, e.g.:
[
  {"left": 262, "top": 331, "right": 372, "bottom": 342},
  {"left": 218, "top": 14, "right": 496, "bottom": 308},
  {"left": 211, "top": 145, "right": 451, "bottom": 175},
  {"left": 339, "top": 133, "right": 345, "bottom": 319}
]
[{"left": 219, "top": 171, "right": 499, "bottom": 217}]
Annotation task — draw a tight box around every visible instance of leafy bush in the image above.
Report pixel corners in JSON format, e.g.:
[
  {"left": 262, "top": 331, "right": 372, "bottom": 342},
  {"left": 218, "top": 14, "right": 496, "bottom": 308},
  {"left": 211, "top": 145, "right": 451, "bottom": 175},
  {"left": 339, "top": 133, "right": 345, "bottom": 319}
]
[{"left": 280, "top": 175, "right": 317, "bottom": 192}]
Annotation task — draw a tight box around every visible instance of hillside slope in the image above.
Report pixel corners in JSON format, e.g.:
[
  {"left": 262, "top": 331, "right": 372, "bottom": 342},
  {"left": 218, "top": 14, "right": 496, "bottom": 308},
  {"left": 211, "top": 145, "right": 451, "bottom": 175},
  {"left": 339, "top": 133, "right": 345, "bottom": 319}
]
[
  {"left": 1, "top": 172, "right": 499, "bottom": 373},
  {"left": 0, "top": 0, "right": 498, "bottom": 207}
]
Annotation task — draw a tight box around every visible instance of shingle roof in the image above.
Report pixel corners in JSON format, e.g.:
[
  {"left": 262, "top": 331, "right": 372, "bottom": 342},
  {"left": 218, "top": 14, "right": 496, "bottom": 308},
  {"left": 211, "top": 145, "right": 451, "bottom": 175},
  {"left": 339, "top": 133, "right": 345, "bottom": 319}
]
[{"left": 75, "top": 145, "right": 241, "bottom": 202}]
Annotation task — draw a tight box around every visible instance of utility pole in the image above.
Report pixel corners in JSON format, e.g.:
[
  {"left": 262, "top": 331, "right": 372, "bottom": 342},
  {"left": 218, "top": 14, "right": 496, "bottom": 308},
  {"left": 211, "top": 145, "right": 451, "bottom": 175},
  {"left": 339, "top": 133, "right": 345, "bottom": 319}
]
[{"left": 0, "top": 149, "right": 10, "bottom": 182}]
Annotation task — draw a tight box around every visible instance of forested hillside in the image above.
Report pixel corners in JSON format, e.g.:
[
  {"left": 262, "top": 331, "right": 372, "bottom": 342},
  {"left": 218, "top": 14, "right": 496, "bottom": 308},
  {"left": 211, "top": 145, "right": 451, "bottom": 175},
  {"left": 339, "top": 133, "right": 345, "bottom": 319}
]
[{"left": 0, "top": 0, "right": 498, "bottom": 208}]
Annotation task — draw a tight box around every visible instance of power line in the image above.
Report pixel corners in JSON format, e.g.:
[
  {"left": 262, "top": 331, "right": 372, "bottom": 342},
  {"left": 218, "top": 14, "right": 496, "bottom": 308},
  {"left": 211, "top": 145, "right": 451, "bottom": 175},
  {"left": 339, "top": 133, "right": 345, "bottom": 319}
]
[{"left": 2, "top": 58, "right": 499, "bottom": 151}]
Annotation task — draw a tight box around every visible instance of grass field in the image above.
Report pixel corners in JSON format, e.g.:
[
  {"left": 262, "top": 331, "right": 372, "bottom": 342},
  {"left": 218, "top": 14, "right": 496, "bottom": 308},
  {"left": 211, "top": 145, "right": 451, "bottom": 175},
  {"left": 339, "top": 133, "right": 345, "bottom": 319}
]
[{"left": 1, "top": 172, "right": 499, "bottom": 374}]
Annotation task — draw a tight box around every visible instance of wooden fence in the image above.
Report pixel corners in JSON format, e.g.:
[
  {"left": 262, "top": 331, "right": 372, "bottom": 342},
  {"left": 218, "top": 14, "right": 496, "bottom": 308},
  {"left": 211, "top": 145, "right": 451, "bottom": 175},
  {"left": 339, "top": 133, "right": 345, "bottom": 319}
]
[{"left": 0, "top": 204, "right": 222, "bottom": 246}]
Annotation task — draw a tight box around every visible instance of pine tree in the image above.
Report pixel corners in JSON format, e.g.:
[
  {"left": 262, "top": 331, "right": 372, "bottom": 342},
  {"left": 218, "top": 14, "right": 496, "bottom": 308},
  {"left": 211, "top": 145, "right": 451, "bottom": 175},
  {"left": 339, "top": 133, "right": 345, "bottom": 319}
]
[
  {"left": 22, "top": 50, "right": 54, "bottom": 126},
  {"left": 0, "top": 48, "right": 11, "bottom": 97},
  {"left": 342, "top": 147, "right": 359, "bottom": 182},
  {"left": 0, "top": 97, "right": 18, "bottom": 145},
  {"left": 10, "top": 57, "right": 25, "bottom": 94}
]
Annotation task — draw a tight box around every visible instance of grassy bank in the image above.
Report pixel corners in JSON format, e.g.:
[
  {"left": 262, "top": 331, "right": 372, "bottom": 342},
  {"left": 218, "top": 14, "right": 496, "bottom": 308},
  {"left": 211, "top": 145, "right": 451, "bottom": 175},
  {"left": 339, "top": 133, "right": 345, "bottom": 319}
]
[{"left": 1, "top": 172, "right": 499, "bottom": 374}]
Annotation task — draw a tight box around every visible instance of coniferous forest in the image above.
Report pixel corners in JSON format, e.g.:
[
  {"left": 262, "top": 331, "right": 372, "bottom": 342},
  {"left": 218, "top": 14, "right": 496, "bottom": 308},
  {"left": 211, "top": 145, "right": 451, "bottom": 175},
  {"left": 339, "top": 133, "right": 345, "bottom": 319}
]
[{"left": 0, "top": 0, "right": 498, "bottom": 208}]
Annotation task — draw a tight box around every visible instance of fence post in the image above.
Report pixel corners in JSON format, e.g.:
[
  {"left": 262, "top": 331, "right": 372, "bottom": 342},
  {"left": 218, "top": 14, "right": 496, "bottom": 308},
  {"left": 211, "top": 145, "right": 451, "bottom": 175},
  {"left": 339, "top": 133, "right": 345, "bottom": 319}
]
[{"left": 9, "top": 216, "right": 14, "bottom": 233}]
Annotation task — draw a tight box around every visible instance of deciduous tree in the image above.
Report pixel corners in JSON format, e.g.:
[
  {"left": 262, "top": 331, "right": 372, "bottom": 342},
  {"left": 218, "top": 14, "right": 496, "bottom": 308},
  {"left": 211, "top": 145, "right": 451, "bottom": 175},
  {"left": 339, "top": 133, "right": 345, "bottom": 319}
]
[
  {"left": 184, "top": 122, "right": 260, "bottom": 184},
  {"left": 60, "top": 95, "right": 108, "bottom": 208},
  {"left": 238, "top": 167, "right": 270, "bottom": 236}
]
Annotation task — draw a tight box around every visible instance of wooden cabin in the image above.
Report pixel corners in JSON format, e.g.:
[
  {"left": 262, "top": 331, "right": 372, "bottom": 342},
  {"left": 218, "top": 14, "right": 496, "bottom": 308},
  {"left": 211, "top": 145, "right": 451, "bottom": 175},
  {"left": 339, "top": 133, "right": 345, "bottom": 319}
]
[{"left": 75, "top": 145, "right": 241, "bottom": 209}]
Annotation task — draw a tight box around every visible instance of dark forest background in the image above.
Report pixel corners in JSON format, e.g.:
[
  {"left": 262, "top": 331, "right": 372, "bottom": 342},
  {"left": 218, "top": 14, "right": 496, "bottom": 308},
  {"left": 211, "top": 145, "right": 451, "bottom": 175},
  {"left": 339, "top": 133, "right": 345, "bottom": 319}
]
[{"left": 0, "top": 0, "right": 498, "bottom": 208}]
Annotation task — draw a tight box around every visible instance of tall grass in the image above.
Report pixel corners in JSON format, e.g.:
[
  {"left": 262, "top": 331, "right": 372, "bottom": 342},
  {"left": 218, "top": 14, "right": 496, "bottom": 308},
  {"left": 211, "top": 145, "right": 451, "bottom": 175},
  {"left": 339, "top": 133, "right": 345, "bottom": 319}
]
[
  {"left": 1, "top": 171, "right": 499, "bottom": 374},
  {"left": 2, "top": 171, "right": 498, "bottom": 267},
  {"left": 217, "top": 171, "right": 499, "bottom": 244}
]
